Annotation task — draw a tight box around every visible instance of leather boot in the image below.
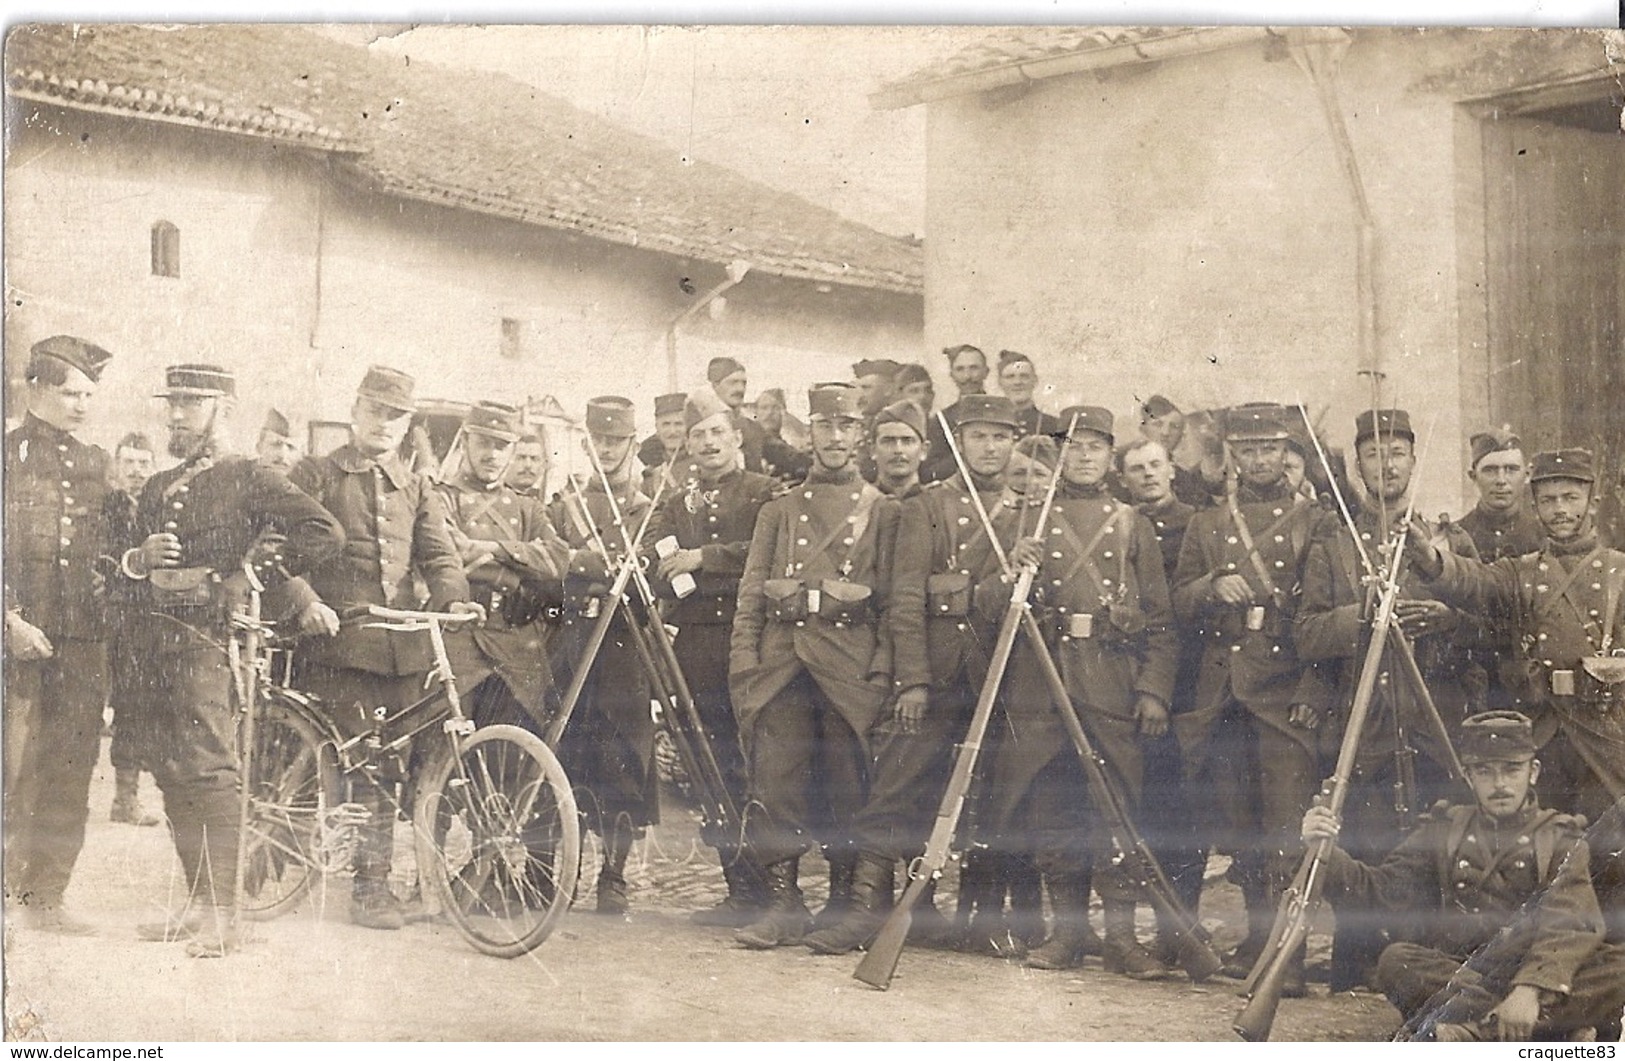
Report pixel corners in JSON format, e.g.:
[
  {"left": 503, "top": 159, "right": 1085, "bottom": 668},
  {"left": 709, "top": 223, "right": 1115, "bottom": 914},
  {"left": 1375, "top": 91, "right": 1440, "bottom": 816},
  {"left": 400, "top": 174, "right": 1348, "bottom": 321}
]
[
  {"left": 955, "top": 848, "right": 1006, "bottom": 955},
  {"left": 1220, "top": 865, "right": 1272, "bottom": 979},
  {"left": 1103, "top": 898, "right": 1176, "bottom": 980},
  {"left": 1006, "top": 852, "right": 1048, "bottom": 951},
  {"left": 734, "top": 858, "right": 810, "bottom": 950},
  {"left": 811, "top": 850, "right": 856, "bottom": 932},
  {"left": 111, "top": 769, "right": 161, "bottom": 827},
  {"left": 692, "top": 855, "right": 767, "bottom": 927},
  {"left": 183, "top": 904, "right": 238, "bottom": 958},
  {"left": 908, "top": 877, "right": 955, "bottom": 947},
  {"left": 1281, "top": 939, "right": 1308, "bottom": 999},
  {"left": 595, "top": 825, "right": 635, "bottom": 916},
  {"left": 804, "top": 853, "right": 894, "bottom": 955},
  {"left": 1026, "top": 869, "right": 1094, "bottom": 970},
  {"left": 350, "top": 786, "right": 404, "bottom": 930}
]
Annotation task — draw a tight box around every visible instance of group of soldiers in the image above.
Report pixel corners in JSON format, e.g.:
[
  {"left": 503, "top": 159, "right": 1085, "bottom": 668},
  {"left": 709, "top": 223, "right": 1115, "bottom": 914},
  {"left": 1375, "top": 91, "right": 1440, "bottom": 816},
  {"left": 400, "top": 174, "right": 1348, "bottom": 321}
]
[{"left": 5, "top": 334, "right": 1625, "bottom": 1041}]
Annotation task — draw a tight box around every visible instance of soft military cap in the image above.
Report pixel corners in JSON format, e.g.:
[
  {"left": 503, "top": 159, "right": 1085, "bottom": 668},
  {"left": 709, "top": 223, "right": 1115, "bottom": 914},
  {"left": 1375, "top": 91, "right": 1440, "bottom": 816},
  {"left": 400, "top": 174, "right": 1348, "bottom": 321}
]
[
  {"left": 893, "top": 363, "right": 932, "bottom": 388},
  {"left": 952, "top": 394, "right": 1020, "bottom": 430},
  {"left": 852, "top": 358, "right": 902, "bottom": 380},
  {"left": 464, "top": 401, "right": 523, "bottom": 442},
  {"left": 1223, "top": 402, "right": 1292, "bottom": 442},
  {"left": 1470, "top": 427, "right": 1523, "bottom": 469},
  {"left": 1141, "top": 394, "right": 1180, "bottom": 420},
  {"left": 874, "top": 398, "right": 926, "bottom": 441},
  {"left": 707, "top": 356, "right": 746, "bottom": 384},
  {"left": 30, "top": 335, "right": 113, "bottom": 383},
  {"left": 585, "top": 396, "right": 637, "bottom": 438},
  {"left": 1058, "top": 405, "right": 1114, "bottom": 444},
  {"left": 684, "top": 389, "right": 733, "bottom": 432},
  {"left": 997, "top": 349, "right": 1033, "bottom": 370},
  {"left": 807, "top": 383, "right": 863, "bottom": 421},
  {"left": 1354, "top": 408, "right": 1414, "bottom": 446},
  {"left": 262, "top": 407, "right": 292, "bottom": 439},
  {"left": 1458, "top": 710, "right": 1537, "bottom": 764},
  {"left": 356, "top": 365, "right": 415, "bottom": 412},
  {"left": 156, "top": 363, "right": 235, "bottom": 398},
  {"left": 654, "top": 392, "right": 688, "bottom": 417},
  {"left": 1530, "top": 448, "right": 1595, "bottom": 485}
]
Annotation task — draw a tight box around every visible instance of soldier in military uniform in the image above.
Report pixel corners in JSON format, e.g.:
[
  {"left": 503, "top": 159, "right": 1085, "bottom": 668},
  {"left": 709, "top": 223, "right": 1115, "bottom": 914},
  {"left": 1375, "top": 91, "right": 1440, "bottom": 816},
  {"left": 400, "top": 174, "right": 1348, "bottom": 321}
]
[
  {"left": 730, "top": 382, "right": 900, "bottom": 949},
  {"left": 1456, "top": 429, "right": 1545, "bottom": 713},
  {"left": 994, "top": 350, "right": 1062, "bottom": 439},
  {"left": 754, "top": 387, "right": 811, "bottom": 487},
  {"left": 871, "top": 398, "right": 930, "bottom": 499},
  {"left": 547, "top": 396, "right": 660, "bottom": 914},
  {"left": 1294, "top": 407, "right": 1481, "bottom": 990},
  {"left": 1303, "top": 711, "right": 1625, "bottom": 1041},
  {"left": 120, "top": 363, "right": 344, "bottom": 955},
  {"left": 920, "top": 344, "right": 988, "bottom": 484},
  {"left": 1170, "top": 402, "right": 1322, "bottom": 987},
  {"left": 994, "top": 406, "right": 1178, "bottom": 977},
  {"left": 642, "top": 390, "right": 780, "bottom": 925},
  {"left": 4, "top": 337, "right": 116, "bottom": 934},
  {"left": 436, "top": 401, "right": 567, "bottom": 735},
  {"left": 1120, "top": 436, "right": 1207, "bottom": 961},
  {"left": 288, "top": 365, "right": 475, "bottom": 931},
  {"left": 254, "top": 408, "right": 300, "bottom": 476},
  {"left": 504, "top": 423, "right": 550, "bottom": 500},
  {"left": 801, "top": 394, "right": 1022, "bottom": 955},
  {"left": 1136, "top": 395, "right": 1220, "bottom": 509},
  {"left": 1409, "top": 448, "right": 1625, "bottom": 825},
  {"left": 637, "top": 392, "right": 688, "bottom": 497},
  {"left": 706, "top": 357, "right": 767, "bottom": 474},
  {"left": 106, "top": 430, "right": 163, "bottom": 828}
]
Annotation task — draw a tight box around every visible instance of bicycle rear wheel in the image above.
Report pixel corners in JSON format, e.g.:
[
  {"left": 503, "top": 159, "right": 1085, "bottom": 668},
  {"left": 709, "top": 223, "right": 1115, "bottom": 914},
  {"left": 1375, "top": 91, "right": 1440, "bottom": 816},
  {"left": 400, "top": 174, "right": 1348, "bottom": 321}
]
[
  {"left": 414, "top": 724, "right": 580, "bottom": 958},
  {"left": 240, "top": 694, "right": 332, "bottom": 920}
]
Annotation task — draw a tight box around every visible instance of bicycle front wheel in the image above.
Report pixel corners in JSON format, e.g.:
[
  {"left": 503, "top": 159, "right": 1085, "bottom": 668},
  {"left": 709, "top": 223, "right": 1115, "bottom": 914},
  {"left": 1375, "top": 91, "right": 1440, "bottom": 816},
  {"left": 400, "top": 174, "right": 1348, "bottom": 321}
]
[
  {"left": 240, "top": 694, "right": 333, "bottom": 919},
  {"left": 414, "top": 724, "right": 581, "bottom": 958}
]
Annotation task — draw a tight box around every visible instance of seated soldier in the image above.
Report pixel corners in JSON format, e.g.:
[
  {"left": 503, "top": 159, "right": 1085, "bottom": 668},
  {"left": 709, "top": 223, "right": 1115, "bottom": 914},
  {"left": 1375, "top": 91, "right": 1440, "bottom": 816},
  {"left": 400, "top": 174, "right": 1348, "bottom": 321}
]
[{"left": 1301, "top": 711, "right": 1625, "bottom": 1042}]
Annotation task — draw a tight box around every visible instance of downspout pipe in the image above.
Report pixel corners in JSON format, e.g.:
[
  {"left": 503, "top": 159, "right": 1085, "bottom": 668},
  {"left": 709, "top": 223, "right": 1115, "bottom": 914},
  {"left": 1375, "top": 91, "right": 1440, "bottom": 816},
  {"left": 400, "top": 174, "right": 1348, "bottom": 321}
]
[
  {"left": 664, "top": 259, "right": 752, "bottom": 391},
  {"left": 1286, "top": 28, "right": 1382, "bottom": 377}
]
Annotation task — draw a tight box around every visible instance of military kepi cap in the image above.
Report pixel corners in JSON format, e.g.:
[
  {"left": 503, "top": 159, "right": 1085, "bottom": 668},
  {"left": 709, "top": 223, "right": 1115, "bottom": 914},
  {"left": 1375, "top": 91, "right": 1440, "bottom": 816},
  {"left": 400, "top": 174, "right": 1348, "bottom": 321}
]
[
  {"left": 1470, "top": 427, "right": 1523, "bottom": 469},
  {"left": 683, "top": 389, "right": 733, "bottom": 431},
  {"left": 874, "top": 398, "right": 926, "bottom": 440},
  {"left": 1058, "top": 405, "right": 1114, "bottom": 444},
  {"left": 262, "top": 407, "right": 292, "bottom": 439},
  {"left": 951, "top": 394, "right": 1019, "bottom": 430},
  {"left": 707, "top": 356, "right": 746, "bottom": 383},
  {"left": 30, "top": 335, "right": 113, "bottom": 383},
  {"left": 585, "top": 395, "right": 636, "bottom": 438},
  {"left": 1458, "top": 710, "right": 1537, "bottom": 764},
  {"left": 1223, "top": 402, "right": 1291, "bottom": 441},
  {"left": 1355, "top": 408, "right": 1414, "bottom": 446},
  {"left": 356, "top": 365, "right": 416, "bottom": 412},
  {"left": 464, "top": 401, "right": 523, "bottom": 442},
  {"left": 1530, "top": 448, "right": 1595, "bottom": 484},
  {"left": 654, "top": 392, "right": 688, "bottom": 417},
  {"left": 807, "top": 383, "right": 863, "bottom": 421},
  {"left": 156, "top": 363, "right": 235, "bottom": 398}
]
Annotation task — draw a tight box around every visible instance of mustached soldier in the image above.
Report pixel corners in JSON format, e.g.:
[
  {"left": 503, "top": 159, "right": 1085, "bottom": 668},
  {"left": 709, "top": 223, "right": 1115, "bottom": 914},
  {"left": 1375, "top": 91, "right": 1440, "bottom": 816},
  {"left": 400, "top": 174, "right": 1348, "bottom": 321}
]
[
  {"left": 730, "top": 382, "right": 900, "bottom": 949},
  {"left": 1170, "top": 402, "right": 1321, "bottom": 989},
  {"left": 547, "top": 396, "right": 659, "bottom": 915},
  {"left": 995, "top": 406, "right": 1179, "bottom": 977},
  {"left": 803, "top": 394, "right": 1024, "bottom": 955}
]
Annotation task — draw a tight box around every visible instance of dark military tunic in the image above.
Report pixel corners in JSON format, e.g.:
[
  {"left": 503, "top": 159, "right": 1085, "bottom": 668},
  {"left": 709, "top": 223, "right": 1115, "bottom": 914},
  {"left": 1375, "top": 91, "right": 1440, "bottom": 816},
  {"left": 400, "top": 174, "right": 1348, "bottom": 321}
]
[
  {"left": 1013, "top": 405, "right": 1063, "bottom": 441},
  {"left": 731, "top": 466, "right": 900, "bottom": 863},
  {"left": 1457, "top": 502, "right": 1546, "bottom": 712},
  {"left": 642, "top": 467, "right": 779, "bottom": 810},
  {"left": 548, "top": 477, "right": 659, "bottom": 833},
  {"left": 851, "top": 471, "right": 1014, "bottom": 861},
  {"left": 1325, "top": 800, "right": 1625, "bottom": 1034},
  {"left": 1427, "top": 537, "right": 1625, "bottom": 820},
  {"left": 436, "top": 470, "right": 569, "bottom": 728},
  {"left": 3, "top": 414, "right": 113, "bottom": 906},
  {"left": 993, "top": 482, "right": 1177, "bottom": 875}
]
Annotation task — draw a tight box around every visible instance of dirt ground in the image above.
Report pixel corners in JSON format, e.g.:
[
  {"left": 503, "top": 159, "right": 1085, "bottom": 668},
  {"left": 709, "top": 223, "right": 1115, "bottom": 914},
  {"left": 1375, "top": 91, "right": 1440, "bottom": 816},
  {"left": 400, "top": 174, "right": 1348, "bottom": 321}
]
[{"left": 3, "top": 741, "right": 1403, "bottom": 1043}]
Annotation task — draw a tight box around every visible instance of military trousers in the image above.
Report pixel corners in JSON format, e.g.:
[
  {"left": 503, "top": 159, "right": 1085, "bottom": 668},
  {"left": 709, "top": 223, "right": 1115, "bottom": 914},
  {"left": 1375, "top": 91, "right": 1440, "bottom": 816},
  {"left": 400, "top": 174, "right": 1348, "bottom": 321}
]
[
  {"left": 743, "top": 669, "right": 868, "bottom": 865},
  {"left": 671, "top": 622, "right": 749, "bottom": 812},
  {"left": 1381, "top": 940, "right": 1625, "bottom": 1035},
  {"left": 3, "top": 639, "right": 108, "bottom": 906},
  {"left": 107, "top": 612, "right": 157, "bottom": 773},
  {"left": 552, "top": 618, "right": 659, "bottom": 838},
  {"left": 849, "top": 680, "right": 975, "bottom": 863}
]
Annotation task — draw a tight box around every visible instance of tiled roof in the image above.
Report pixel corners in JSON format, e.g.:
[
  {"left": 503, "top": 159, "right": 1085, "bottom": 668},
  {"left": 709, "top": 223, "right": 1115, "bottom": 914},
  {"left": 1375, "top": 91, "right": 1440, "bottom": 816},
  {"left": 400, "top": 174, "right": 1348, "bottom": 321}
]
[
  {"left": 7, "top": 23, "right": 922, "bottom": 295},
  {"left": 874, "top": 25, "right": 1265, "bottom": 109}
]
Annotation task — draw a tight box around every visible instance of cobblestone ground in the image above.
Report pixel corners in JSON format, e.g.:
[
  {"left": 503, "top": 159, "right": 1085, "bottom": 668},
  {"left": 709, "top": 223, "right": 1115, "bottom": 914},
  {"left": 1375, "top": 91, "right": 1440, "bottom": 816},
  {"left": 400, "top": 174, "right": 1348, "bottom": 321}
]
[{"left": 3, "top": 736, "right": 1403, "bottom": 1042}]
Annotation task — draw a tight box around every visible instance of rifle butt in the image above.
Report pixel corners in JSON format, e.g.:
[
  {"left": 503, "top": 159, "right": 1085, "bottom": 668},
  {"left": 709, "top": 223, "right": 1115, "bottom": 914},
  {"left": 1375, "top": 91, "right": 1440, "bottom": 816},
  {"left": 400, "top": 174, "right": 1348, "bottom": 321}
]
[
  {"left": 1233, "top": 915, "right": 1308, "bottom": 1042},
  {"left": 853, "top": 873, "right": 934, "bottom": 989}
]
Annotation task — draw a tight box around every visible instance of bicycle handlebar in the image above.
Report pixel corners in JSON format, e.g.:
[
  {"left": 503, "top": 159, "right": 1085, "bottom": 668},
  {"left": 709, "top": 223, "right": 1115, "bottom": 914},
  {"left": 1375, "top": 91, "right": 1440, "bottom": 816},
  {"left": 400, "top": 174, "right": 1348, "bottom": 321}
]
[{"left": 365, "top": 604, "right": 479, "bottom": 625}]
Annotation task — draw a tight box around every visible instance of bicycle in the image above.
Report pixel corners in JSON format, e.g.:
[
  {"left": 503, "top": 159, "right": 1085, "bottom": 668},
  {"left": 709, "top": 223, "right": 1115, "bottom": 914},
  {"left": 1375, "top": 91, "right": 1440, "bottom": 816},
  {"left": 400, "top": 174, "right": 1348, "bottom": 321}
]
[{"left": 234, "top": 601, "right": 581, "bottom": 958}]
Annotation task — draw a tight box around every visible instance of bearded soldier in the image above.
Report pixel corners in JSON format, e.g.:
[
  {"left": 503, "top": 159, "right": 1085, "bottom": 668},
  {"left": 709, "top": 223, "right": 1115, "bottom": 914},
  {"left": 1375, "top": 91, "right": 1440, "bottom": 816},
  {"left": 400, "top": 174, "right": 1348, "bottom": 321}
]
[
  {"left": 730, "top": 382, "right": 900, "bottom": 949},
  {"left": 1293, "top": 407, "right": 1479, "bottom": 990},
  {"left": 1170, "top": 402, "right": 1321, "bottom": 991},
  {"left": 436, "top": 401, "right": 568, "bottom": 733},
  {"left": 548, "top": 396, "right": 659, "bottom": 915},
  {"left": 643, "top": 390, "right": 779, "bottom": 925},
  {"left": 122, "top": 364, "right": 344, "bottom": 955},
  {"left": 993, "top": 406, "right": 1178, "bottom": 977}
]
